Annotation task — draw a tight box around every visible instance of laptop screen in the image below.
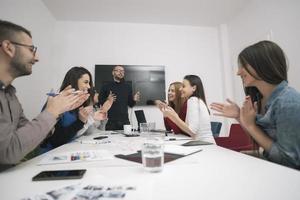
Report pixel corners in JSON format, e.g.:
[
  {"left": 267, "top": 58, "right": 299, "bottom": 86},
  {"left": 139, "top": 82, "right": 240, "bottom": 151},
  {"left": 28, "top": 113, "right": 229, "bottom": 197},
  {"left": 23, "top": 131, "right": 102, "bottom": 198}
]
[{"left": 135, "top": 110, "right": 147, "bottom": 127}]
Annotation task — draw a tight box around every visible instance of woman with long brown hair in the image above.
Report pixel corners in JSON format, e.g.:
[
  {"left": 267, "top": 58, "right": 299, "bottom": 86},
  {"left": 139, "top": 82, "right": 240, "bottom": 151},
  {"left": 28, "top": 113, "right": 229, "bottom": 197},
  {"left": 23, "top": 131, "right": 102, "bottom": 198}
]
[
  {"left": 39, "top": 67, "right": 108, "bottom": 153},
  {"left": 160, "top": 76, "right": 215, "bottom": 143},
  {"left": 211, "top": 41, "right": 300, "bottom": 169},
  {"left": 156, "top": 82, "right": 187, "bottom": 134}
]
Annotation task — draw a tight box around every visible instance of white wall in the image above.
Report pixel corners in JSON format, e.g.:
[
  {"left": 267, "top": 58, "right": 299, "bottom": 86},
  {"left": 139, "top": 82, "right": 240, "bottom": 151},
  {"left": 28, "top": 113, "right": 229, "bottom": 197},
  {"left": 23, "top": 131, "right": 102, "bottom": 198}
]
[
  {"left": 50, "top": 21, "right": 226, "bottom": 130},
  {"left": 0, "top": 1, "right": 231, "bottom": 134},
  {"left": 227, "top": 0, "right": 300, "bottom": 104},
  {"left": 1, "top": 0, "right": 299, "bottom": 136},
  {"left": 0, "top": 0, "right": 56, "bottom": 119}
]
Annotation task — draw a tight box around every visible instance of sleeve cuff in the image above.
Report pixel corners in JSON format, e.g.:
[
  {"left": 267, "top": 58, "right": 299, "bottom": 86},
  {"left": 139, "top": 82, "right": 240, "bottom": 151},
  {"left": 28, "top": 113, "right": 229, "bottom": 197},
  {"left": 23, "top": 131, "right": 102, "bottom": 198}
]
[
  {"left": 39, "top": 110, "right": 58, "bottom": 129},
  {"left": 265, "top": 142, "right": 281, "bottom": 163}
]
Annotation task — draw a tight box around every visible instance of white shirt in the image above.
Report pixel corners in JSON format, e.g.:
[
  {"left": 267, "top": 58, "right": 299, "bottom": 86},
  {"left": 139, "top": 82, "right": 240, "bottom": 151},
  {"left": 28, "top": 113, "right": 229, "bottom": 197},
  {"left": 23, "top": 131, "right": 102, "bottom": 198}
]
[
  {"left": 185, "top": 97, "right": 215, "bottom": 143},
  {"left": 75, "top": 115, "right": 108, "bottom": 138},
  {"left": 75, "top": 115, "right": 95, "bottom": 138}
]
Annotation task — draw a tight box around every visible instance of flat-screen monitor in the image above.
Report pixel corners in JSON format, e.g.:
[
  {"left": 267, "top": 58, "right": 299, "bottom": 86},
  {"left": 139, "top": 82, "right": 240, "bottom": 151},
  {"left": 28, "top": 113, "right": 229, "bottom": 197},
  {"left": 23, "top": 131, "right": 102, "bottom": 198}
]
[{"left": 94, "top": 65, "right": 166, "bottom": 106}]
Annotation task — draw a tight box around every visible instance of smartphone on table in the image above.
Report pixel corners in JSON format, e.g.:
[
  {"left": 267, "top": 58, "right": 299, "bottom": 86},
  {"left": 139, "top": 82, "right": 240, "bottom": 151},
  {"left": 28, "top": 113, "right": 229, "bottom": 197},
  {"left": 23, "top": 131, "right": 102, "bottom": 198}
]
[
  {"left": 32, "top": 169, "right": 86, "bottom": 181},
  {"left": 93, "top": 136, "right": 108, "bottom": 140}
]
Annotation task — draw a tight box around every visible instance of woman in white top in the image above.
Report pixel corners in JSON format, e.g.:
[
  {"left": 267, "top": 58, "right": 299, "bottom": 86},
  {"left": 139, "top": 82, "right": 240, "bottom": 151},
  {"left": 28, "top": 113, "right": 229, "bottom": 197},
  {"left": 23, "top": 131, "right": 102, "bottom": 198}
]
[
  {"left": 76, "top": 89, "right": 116, "bottom": 136},
  {"left": 161, "top": 75, "right": 215, "bottom": 143}
]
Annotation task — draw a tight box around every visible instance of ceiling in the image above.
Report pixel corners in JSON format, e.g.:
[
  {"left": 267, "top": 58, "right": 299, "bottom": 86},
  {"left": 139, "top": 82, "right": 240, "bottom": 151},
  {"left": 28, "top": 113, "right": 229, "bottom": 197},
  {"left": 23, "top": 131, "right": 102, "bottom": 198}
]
[{"left": 42, "top": 0, "right": 249, "bottom": 27}]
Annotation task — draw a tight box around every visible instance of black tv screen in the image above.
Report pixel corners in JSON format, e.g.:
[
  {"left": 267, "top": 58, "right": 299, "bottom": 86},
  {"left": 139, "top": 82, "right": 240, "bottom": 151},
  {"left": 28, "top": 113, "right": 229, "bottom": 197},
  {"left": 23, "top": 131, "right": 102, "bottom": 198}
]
[{"left": 94, "top": 65, "right": 166, "bottom": 106}]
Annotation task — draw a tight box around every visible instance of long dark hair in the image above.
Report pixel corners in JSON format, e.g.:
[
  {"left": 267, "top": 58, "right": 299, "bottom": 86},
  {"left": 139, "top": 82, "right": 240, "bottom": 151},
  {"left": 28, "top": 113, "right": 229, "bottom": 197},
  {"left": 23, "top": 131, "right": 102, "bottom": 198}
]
[
  {"left": 183, "top": 75, "right": 209, "bottom": 112},
  {"left": 244, "top": 86, "right": 263, "bottom": 113},
  {"left": 238, "top": 40, "right": 288, "bottom": 114},
  {"left": 60, "top": 66, "right": 94, "bottom": 108},
  {"left": 238, "top": 40, "right": 288, "bottom": 84}
]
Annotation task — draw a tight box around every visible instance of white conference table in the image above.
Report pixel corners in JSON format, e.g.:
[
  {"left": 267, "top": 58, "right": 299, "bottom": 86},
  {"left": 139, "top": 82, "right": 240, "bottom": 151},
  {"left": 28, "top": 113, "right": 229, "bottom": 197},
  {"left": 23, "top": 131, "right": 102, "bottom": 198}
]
[{"left": 0, "top": 131, "right": 299, "bottom": 200}]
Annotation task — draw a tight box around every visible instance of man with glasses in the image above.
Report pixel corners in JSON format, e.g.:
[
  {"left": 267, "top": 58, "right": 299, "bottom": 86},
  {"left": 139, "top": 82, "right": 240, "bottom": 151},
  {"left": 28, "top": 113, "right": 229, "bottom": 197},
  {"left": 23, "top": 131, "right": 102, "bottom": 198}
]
[
  {"left": 0, "top": 20, "right": 89, "bottom": 170},
  {"left": 99, "top": 65, "right": 140, "bottom": 130}
]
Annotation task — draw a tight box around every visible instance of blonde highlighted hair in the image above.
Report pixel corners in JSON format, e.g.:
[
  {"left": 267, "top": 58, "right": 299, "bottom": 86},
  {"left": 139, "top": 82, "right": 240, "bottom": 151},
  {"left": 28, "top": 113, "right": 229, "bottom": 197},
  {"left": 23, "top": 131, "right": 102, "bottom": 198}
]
[{"left": 168, "top": 82, "right": 186, "bottom": 114}]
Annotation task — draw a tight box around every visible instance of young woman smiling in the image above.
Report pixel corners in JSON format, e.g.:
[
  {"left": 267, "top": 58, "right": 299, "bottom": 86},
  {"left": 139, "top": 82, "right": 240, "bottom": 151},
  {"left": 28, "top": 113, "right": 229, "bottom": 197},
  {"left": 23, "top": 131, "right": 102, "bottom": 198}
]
[
  {"left": 161, "top": 75, "right": 215, "bottom": 143},
  {"left": 210, "top": 41, "right": 300, "bottom": 169}
]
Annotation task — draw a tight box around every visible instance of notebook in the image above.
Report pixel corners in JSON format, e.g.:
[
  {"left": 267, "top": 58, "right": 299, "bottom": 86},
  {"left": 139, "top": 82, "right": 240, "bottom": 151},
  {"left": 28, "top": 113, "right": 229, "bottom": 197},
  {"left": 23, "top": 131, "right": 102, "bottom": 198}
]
[
  {"left": 115, "top": 151, "right": 184, "bottom": 164},
  {"left": 164, "top": 145, "right": 202, "bottom": 156}
]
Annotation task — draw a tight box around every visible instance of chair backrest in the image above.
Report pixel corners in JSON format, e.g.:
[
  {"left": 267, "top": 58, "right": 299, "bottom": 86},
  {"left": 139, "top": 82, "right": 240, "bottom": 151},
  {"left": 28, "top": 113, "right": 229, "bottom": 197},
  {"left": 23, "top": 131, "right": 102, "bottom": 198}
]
[
  {"left": 211, "top": 122, "right": 222, "bottom": 137},
  {"left": 215, "top": 124, "right": 254, "bottom": 151}
]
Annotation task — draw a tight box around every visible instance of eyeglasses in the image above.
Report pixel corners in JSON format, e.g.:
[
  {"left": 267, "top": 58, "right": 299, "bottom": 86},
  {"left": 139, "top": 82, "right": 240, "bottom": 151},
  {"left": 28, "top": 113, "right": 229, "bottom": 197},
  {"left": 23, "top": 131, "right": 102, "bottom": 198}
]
[
  {"left": 7, "top": 41, "right": 37, "bottom": 55},
  {"left": 10, "top": 41, "right": 37, "bottom": 55}
]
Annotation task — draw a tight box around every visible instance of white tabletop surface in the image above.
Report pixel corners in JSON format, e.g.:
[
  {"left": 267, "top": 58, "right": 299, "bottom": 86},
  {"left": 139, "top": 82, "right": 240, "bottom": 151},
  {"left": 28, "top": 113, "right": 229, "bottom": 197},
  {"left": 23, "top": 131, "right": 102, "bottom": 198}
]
[{"left": 0, "top": 131, "right": 299, "bottom": 200}]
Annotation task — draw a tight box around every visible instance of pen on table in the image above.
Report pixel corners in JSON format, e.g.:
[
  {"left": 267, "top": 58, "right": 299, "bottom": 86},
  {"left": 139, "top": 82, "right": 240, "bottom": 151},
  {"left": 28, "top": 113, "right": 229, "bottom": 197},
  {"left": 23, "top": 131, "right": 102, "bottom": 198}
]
[
  {"left": 167, "top": 138, "right": 192, "bottom": 141},
  {"left": 186, "top": 149, "right": 203, "bottom": 156}
]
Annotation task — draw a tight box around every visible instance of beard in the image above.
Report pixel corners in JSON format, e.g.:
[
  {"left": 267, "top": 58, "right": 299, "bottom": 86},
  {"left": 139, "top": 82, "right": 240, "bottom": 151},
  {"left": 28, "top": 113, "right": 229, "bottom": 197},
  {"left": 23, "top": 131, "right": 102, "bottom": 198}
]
[
  {"left": 9, "top": 49, "right": 32, "bottom": 78},
  {"left": 114, "top": 75, "right": 124, "bottom": 82}
]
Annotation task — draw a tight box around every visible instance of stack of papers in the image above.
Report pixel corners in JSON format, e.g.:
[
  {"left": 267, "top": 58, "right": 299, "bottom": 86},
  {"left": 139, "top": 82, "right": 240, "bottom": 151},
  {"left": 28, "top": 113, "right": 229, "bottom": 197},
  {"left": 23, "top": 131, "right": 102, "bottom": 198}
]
[
  {"left": 164, "top": 145, "right": 202, "bottom": 156},
  {"left": 38, "top": 150, "right": 114, "bottom": 165}
]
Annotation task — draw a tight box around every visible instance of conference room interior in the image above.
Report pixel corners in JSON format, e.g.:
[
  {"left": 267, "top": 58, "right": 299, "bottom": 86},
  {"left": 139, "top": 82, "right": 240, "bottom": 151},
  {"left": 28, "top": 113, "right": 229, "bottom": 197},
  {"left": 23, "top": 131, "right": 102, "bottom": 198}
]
[{"left": 0, "top": 0, "right": 300, "bottom": 199}]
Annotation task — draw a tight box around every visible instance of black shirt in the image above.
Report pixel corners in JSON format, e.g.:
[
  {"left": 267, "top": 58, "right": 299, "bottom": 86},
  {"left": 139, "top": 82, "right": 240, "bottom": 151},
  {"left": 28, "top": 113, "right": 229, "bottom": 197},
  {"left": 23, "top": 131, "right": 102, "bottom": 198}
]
[
  {"left": 41, "top": 112, "right": 84, "bottom": 149},
  {"left": 99, "top": 81, "right": 136, "bottom": 122}
]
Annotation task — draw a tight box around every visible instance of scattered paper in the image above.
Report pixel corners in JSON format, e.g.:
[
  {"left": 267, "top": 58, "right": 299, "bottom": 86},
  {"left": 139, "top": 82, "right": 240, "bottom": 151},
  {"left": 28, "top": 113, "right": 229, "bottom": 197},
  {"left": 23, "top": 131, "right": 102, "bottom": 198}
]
[
  {"left": 21, "top": 184, "right": 80, "bottom": 200},
  {"left": 164, "top": 145, "right": 202, "bottom": 156},
  {"left": 21, "top": 184, "right": 140, "bottom": 200},
  {"left": 38, "top": 150, "right": 114, "bottom": 165}
]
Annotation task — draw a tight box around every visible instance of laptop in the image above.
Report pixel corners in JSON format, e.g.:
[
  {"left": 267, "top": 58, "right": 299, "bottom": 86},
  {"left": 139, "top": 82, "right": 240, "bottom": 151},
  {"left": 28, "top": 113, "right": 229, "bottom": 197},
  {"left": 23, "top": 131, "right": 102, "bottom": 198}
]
[
  {"left": 134, "top": 110, "right": 172, "bottom": 134},
  {"left": 134, "top": 110, "right": 147, "bottom": 126}
]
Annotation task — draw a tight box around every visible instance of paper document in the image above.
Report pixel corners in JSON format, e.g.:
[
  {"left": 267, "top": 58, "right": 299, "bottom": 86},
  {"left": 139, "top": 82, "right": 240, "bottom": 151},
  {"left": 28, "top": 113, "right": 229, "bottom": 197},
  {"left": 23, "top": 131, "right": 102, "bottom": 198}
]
[
  {"left": 164, "top": 145, "right": 202, "bottom": 156},
  {"left": 75, "top": 139, "right": 111, "bottom": 144},
  {"left": 21, "top": 182, "right": 148, "bottom": 200},
  {"left": 38, "top": 150, "right": 113, "bottom": 165}
]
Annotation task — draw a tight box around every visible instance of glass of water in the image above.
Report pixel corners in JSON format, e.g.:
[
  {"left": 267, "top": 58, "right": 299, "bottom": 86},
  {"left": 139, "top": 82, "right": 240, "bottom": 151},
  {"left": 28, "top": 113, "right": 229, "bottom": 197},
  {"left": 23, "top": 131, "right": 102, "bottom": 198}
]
[
  {"left": 141, "top": 137, "right": 164, "bottom": 172},
  {"left": 140, "top": 123, "right": 149, "bottom": 134},
  {"left": 148, "top": 122, "right": 156, "bottom": 131}
]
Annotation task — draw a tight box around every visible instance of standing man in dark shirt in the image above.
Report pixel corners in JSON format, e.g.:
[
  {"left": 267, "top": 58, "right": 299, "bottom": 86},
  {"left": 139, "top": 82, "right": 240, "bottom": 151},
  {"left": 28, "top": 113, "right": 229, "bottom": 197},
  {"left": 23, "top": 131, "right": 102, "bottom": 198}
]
[{"left": 99, "top": 65, "right": 140, "bottom": 130}]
